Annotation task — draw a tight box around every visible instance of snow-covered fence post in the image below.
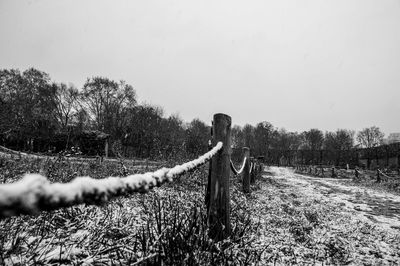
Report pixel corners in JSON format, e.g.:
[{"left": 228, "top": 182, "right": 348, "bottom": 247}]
[
  {"left": 208, "top": 113, "right": 232, "bottom": 240},
  {"left": 242, "top": 147, "right": 251, "bottom": 193}
]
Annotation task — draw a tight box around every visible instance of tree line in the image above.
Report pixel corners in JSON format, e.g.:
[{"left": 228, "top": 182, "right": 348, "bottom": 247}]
[
  {"left": 0, "top": 68, "right": 386, "bottom": 163},
  {"left": 0, "top": 68, "right": 209, "bottom": 159},
  {"left": 231, "top": 123, "right": 386, "bottom": 167}
]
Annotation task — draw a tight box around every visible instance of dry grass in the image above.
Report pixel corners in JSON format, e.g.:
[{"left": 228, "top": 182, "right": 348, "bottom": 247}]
[
  {"left": 1, "top": 157, "right": 400, "bottom": 265},
  {"left": 0, "top": 155, "right": 263, "bottom": 265}
]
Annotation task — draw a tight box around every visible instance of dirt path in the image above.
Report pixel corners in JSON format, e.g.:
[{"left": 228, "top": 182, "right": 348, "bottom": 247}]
[
  {"left": 250, "top": 167, "right": 400, "bottom": 265},
  {"left": 272, "top": 167, "right": 400, "bottom": 232}
]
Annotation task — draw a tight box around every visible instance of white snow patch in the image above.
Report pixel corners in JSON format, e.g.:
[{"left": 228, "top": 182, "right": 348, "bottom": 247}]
[{"left": 269, "top": 167, "right": 400, "bottom": 233}]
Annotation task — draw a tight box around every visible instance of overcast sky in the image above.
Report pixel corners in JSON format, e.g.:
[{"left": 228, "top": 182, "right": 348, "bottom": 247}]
[{"left": 1, "top": 0, "right": 399, "bottom": 135}]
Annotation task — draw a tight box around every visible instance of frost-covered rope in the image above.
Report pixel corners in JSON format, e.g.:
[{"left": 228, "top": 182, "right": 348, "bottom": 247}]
[
  {"left": 0, "top": 142, "right": 223, "bottom": 219},
  {"left": 230, "top": 160, "right": 238, "bottom": 175},
  {"left": 230, "top": 157, "right": 247, "bottom": 175},
  {"left": 378, "top": 169, "right": 393, "bottom": 180}
]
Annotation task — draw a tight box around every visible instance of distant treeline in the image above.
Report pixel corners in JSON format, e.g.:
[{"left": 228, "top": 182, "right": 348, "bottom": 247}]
[
  {"left": 255, "top": 142, "right": 400, "bottom": 169},
  {"left": 0, "top": 68, "right": 395, "bottom": 165},
  {"left": 231, "top": 120, "right": 396, "bottom": 169},
  {"left": 0, "top": 68, "right": 209, "bottom": 159}
]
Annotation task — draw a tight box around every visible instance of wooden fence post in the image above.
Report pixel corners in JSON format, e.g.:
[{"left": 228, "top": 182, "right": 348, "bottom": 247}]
[
  {"left": 242, "top": 147, "right": 250, "bottom": 193},
  {"left": 205, "top": 139, "right": 212, "bottom": 211},
  {"left": 104, "top": 139, "right": 109, "bottom": 158},
  {"left": 376, "top": 169, "right": 381, "bottom": 183},
  {"left": 208, "top": 113, "right": 231, "bottom": 240},
  {"left": 250, "top": 156, "right": 256, "bottom": 184}
]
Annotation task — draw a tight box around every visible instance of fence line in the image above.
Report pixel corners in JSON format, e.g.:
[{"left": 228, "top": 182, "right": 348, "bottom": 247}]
[
  {"left": 295, "top": 164, "right": 400, "bottom": 183},
  {"left": 1, "top": 113, "right": 264, "bottom": 241},
  {"left": 0, "top": 145, "right": 164, "bottom": 168},
  {"left": 241, "top": 147, "right": 251, "bottom": 193},
  {"left": 0, "top": 142, "right": 223, "bottom": 219}
]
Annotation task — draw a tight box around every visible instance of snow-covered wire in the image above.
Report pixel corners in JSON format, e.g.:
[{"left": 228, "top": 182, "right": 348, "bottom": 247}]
[
  {"left": 230, "top": 157, "right": 247, "bottom": 175},
  {"left": 0, "top": 142, "right": 223, "bottom": 219}
]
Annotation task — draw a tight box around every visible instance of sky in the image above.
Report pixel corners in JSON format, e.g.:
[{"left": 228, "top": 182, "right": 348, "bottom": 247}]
[{"left": 1, "top": 0, "right": 400, "bottom": 136}]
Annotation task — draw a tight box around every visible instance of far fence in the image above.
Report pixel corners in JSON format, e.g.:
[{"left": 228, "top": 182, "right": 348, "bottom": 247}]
[
  {"left": 0, "top": 144, "right": 164, "bottom": 169},
  {"left": 0, "top": 113, "right": 263, "bottom": 241},
  {"left": 295, "top": 165, "right": 400, "bottom": 183},
  {"left": 263, "top": 144, "right": 400, "bottom": 169}
]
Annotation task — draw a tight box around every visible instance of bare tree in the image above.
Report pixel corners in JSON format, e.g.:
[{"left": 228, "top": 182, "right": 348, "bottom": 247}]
[
  {"left": 231, "top": 125, "right": 244, "bottom": 148},
  {"left": 54, "top": 83, "right": 79, "bottom": 129},
  {"left": 302, "top": 129, "right": 324, "bottom": 151},
  {"left": 357, "top": 126, "right": 384, "bottom": 148},
  {"left": 357, "top": 126, "right": 384, "bottom": 168},
  {"left": 0, "top": 68, "right": 57, "bottom": 150},
  {"left": 324, "top": 129, "right": 354, "bottom": 166},
  {"left": 81, "top": 77, "right": 136, "bottom": 135},
  {"left": 254, "top": 121, "right": 274, "bottom": 156},
  {"left": 185, "top": 118, "right": 210, "bottom": 156},
  {"left": 242, "top": 124, "right": 256, "bottom": 150},
  {"left": 301, "top": 129, "right": 324, "bottom": 164}
]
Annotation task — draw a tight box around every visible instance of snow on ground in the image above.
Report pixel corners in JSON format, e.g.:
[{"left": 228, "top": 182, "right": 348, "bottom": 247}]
[
  {"left": 251, "top": 167, "right": 400, "bottom": 264},
  {"left": 268, "top": 166, "right": 400, "bottom": 232}
]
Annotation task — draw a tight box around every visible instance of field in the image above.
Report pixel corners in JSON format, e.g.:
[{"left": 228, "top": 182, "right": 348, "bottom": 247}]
[{"left": 1, "top": 154, "right": 400, "bottom": 265}]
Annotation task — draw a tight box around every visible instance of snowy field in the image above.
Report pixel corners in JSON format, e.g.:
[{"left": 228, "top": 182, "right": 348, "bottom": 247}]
[
  {"left": 272, "top": 167, "right": 400, "bottom": 232},
  {"left": 1, "top": 156, "right": 400, "bottom": 265},
  {"left": 251, "top": 166, "right": 400, "bottom": 264}
]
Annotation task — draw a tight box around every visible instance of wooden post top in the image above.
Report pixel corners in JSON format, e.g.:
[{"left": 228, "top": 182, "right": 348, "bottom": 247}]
[{"left": 213, "top": 113, "right": 231, "bottom": 124}]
